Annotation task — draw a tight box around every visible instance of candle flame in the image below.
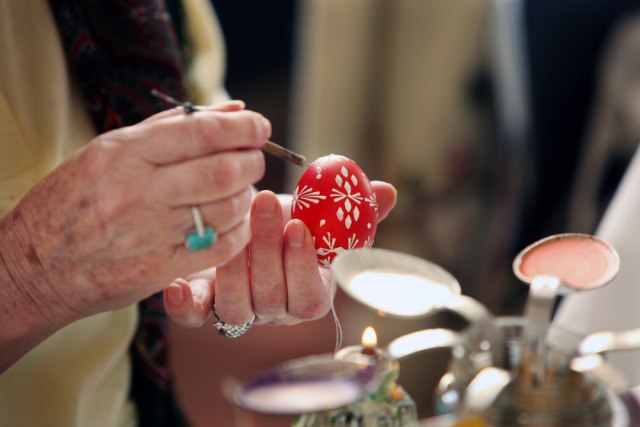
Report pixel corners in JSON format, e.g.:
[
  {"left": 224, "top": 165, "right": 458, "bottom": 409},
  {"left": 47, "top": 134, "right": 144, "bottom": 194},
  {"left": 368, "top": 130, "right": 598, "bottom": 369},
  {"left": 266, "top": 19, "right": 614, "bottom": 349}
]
[{"left": 361, "top": 326, "right": 377, "bottom": 348}]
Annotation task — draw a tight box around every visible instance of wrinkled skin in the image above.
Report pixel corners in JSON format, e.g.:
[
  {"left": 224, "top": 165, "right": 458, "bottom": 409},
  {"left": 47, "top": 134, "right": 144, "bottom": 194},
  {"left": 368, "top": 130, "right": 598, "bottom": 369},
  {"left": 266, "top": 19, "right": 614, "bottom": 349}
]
[
  {"left": 164, "top": 185, "right": 397, "bottom": 328},
  {"left": 0, "top": 101, "right": 397, "bottom": 372}
]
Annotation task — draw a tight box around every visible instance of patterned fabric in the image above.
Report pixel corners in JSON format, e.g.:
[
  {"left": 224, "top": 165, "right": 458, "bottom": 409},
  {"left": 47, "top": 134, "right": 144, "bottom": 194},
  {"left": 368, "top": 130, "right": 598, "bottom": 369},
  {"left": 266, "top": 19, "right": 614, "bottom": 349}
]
[
  {"left": 48, "top": 1, "right": 190, "bottom": 425},
  {"left": 49, "top": 0, "right": 186, "bottom": 131}
]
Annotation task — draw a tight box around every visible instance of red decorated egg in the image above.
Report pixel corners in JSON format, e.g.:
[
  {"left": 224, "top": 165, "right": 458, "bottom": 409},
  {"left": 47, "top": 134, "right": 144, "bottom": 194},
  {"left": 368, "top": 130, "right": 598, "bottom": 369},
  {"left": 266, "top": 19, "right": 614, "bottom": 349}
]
[{"left": 292, "top": 154, "right": 378, "bottom": 266}]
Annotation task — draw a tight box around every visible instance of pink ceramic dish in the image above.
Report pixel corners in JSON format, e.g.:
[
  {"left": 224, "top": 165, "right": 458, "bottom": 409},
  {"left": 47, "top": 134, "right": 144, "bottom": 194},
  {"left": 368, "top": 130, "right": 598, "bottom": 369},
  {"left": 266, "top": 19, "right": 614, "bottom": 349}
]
[{"left": 513, "top": 233, "right": 620, "bottom": 291}]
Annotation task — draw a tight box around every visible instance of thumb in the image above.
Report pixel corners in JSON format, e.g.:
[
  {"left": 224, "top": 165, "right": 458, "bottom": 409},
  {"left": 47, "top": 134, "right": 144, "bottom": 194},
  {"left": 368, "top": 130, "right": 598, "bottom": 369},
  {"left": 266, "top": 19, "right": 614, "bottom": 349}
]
[{"left": 164, "top": 277, "right": 215, "bottom": 328}]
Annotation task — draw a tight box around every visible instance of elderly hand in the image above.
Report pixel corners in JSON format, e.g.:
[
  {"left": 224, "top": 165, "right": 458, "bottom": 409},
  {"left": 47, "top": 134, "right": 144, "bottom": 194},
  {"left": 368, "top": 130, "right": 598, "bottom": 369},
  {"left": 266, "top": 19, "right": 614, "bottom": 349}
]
[
  {"left": 0, "top": 101, "right": 270, "bottom": 370},
  {"left": 164, "top": 183, "right": 397, "bottom": 329}
]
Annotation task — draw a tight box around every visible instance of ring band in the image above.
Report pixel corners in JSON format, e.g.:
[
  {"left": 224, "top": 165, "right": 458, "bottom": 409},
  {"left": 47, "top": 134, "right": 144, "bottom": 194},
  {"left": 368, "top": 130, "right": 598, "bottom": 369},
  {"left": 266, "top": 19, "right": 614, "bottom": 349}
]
[
  {"left": 212, "top": 304, "right": 256, "bottom": 338},
  {"left": 186, "top": 206, "right": 216, "bottom": 251}
]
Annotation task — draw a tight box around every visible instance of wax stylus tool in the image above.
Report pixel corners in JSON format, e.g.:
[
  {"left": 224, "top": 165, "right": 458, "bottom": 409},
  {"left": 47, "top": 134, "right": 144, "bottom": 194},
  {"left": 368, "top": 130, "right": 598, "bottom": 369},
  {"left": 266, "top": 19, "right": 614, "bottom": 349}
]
[
  {"left": 259, "top": 141, "right": 308, "bottom": 167},
  {"left": 512, "top": 233, "right": 620, "bottom": 385},
  {"left": 150, "top": 89, "right": 308, "bottom": 167}
]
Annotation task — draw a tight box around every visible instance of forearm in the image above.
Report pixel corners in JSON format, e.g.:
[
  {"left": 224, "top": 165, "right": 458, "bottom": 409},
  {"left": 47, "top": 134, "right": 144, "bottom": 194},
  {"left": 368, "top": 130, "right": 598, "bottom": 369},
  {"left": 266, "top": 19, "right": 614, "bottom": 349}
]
[{"left": 0, "top": 208, "right": 72, "bottom": 373}]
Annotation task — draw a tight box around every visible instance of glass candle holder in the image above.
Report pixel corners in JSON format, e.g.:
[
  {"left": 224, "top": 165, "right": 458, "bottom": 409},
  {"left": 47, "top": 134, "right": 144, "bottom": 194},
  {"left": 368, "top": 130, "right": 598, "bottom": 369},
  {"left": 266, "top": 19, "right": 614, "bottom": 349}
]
[{"left": 292, "top": 345, "right": 418, "bottom": 427}]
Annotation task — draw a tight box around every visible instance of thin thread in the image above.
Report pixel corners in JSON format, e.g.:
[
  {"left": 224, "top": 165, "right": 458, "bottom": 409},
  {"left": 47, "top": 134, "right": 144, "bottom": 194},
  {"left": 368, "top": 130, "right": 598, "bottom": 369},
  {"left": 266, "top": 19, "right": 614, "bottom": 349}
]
[{"left": 327, "top": 275, "right": 343, "bottom": 353}]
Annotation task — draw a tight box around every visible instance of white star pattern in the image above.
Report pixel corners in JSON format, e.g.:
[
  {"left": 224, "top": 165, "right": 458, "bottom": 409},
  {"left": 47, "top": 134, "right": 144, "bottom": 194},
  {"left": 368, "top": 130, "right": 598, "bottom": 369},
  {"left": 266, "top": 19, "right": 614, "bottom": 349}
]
[
  {"left": 316, "top": 232, "right": 337, "bottom": 256},
  {"left": 346, "top": 233, "right": 360, "bottom": 250},
  {"left": 292, "top": 184, "right": 326, "bottom": 213},
  {"left": 316, "top": 232, "right": 346, "bottom": 265},
  {"left": 330, "top": 166, "right": 363, "bottom": 230},
  {"left": 363, "top": 235, "right": 374, "bottom": 248},
  {"left": 319, "top": 258, "right": 332, "bottom": 268},
  {"left": 365, "top": 193, "right": 379, "bottom": 211},
  {"left": 316, "top": 233, "right": 374, "bottom": 266}
]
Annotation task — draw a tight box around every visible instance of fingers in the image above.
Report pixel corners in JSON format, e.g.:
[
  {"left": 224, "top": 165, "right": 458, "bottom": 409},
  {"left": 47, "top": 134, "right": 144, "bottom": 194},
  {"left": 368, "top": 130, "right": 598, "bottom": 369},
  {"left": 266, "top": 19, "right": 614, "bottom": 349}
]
[
  {"left": 164, "top": 277, "right": 214, "bottom": 327},
  {"left": 248, "top": 191, "right": 287, "bottom": 320},
  {"left": 282, "top": 220, "right": 330, "bottom": 321},
  {"left": 213, "top": 191, "right": 330, "bottom": 327},
  {"left": 213, "top": 191, "right": 288, "bottom": 326},
  {"left": 370, "top": 181, "right": 397, "bottom": 222},
  {"left": 115, "top": 109, "right": 271, "bottom": 165},
  {"left": 166, "top": 182, "right": 394, "bottom": 331},
  {"left": 213, "top": 247, "right": 254, "bottom": 325},
  {"left": 152, "top": 149, "right": 265, "bottom": 206},
  {"left": 214, "top": 190, "right": 289, "bottom": 326}
]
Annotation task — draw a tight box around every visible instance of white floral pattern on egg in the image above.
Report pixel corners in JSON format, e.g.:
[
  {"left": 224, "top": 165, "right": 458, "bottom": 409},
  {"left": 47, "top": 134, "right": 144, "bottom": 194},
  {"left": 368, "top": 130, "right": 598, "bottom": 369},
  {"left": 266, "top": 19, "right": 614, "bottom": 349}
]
[{"left": 292, "top": 154, "right": 378, "bottom": 266}]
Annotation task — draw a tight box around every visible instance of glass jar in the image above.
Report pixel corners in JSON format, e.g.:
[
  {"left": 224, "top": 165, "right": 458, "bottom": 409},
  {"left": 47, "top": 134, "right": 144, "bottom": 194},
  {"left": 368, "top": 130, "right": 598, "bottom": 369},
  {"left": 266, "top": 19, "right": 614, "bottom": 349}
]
[
  {"left": 435, "top": 316, "right": 619, "bottom": 426},
  {"left": 293, "top": 347, "right": 418, "bottom": 427}
]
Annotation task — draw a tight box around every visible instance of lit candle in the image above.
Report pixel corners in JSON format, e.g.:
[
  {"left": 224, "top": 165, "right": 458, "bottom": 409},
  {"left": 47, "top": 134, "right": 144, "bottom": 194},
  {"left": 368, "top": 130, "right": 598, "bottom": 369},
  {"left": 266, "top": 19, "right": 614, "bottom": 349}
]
[
  {"left": 361, "top": 326, "right": 378, "bottom": 356},
  {"left": 293, "top": 327, "right": 418, "bottom": 426},
  {"left": 335, "top": 326, "right": 384, "bottom": 359}
]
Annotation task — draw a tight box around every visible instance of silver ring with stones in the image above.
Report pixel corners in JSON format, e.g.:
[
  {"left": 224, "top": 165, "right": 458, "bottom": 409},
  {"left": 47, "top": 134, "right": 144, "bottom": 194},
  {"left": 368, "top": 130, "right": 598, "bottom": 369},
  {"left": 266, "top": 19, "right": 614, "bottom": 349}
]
[{"left": 212, "top": 304, "right": 256, "bottom": 338}]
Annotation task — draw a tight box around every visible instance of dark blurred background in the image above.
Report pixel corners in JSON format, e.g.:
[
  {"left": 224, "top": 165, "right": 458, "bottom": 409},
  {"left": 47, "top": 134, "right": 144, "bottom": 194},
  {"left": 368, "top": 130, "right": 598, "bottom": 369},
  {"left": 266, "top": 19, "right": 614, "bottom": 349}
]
[
  {"left": 211, "top": 0, "right": 300, "bottom": 194},
  {"left": 172, "top": 1, "right": 640, "bottom": 425}
]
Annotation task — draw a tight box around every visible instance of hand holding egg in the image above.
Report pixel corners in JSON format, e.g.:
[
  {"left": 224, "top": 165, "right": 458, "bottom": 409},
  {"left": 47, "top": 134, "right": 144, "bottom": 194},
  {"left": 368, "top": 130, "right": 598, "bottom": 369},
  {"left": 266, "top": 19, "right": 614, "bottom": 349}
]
[{"left": 165, "top": 153, "right": 396, "bottom": 328}]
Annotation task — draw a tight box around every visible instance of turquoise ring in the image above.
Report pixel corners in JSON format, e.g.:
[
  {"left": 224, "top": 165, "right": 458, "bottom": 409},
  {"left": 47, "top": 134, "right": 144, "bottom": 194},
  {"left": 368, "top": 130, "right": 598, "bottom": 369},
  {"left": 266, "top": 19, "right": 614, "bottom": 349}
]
[
  {"left": 186, "top": 227, "right": 216, "bottom": 251},
  {"left": 186, "top": 206, "right": 217, "bottom": 251}
]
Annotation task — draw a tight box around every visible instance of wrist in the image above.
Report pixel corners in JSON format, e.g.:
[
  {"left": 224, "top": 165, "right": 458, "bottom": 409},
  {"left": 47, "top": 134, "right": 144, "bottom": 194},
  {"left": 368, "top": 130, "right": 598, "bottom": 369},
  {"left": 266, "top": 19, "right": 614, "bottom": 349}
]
[{"left": 0, "top": 207, "right": 76, "bottom": 371}]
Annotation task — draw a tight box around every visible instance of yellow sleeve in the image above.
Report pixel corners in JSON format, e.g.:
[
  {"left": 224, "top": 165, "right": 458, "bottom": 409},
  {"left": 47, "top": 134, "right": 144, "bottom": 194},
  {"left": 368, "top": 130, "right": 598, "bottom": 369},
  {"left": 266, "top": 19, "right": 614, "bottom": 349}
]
[{"left": 183, "top": 0, "right": 230, "bottom": 105}]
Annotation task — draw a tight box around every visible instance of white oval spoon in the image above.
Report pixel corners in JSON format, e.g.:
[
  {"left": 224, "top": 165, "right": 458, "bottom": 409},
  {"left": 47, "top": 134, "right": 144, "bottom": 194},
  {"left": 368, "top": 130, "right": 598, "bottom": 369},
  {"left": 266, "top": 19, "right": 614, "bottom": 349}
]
[
  {"left": 333, "top": 248, "right": 503, "bottom": 366},
  {"left": 513, "top": 233, "right": 620, "bottom": 385}
]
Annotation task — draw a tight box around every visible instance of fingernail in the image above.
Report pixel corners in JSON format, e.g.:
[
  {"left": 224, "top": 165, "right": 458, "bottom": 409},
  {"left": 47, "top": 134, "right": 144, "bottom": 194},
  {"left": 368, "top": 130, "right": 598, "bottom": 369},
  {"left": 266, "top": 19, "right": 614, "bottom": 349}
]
[
  {"left": 257, "top": 116, "right": 271, "bottom": 140},
  {"left": 167, "top": 283, "right": 184, "bottom": 305},
  {"left": 254, "top": 192, "right": 277, "bottom": 217},
  {"left": 287, "top": 220, "right": 306, "bottom": 248},
  {"left": 231, "top": 99, "right": 246, "bottom": 109}
]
